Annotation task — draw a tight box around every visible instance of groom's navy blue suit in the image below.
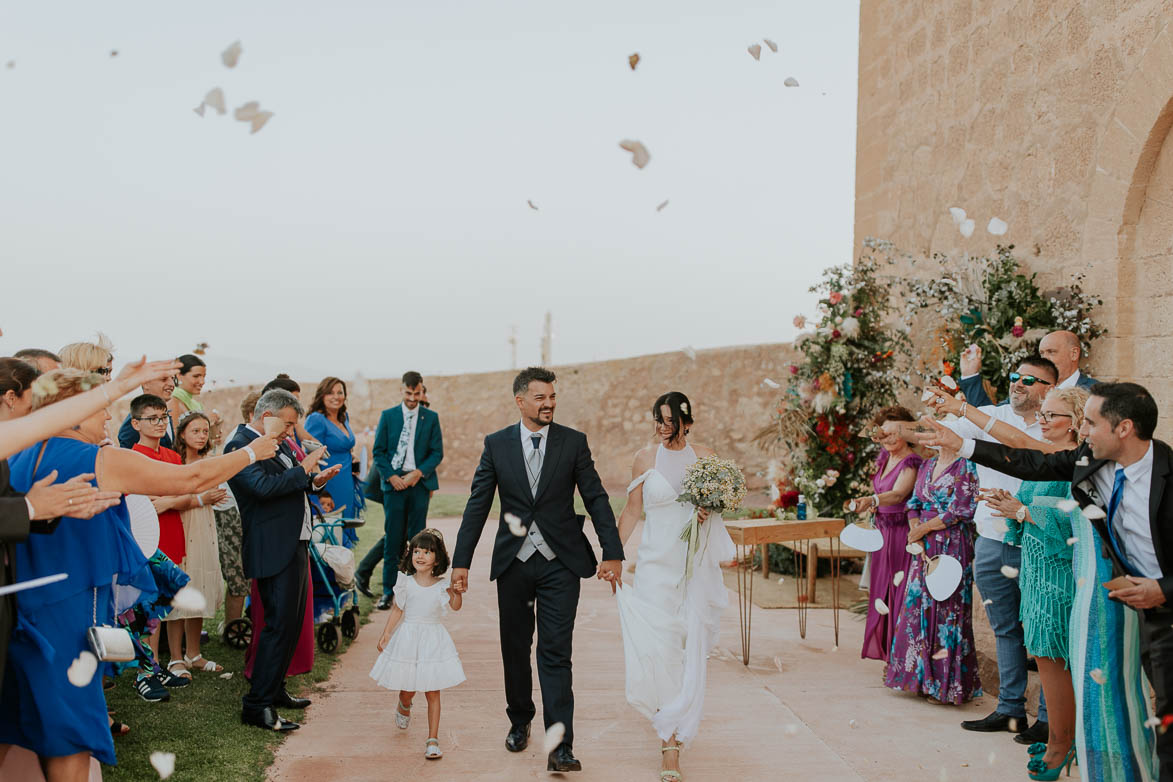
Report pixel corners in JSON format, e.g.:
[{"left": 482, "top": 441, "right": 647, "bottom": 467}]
[{"left": 454, "top": 421, "right": 623, "bottom": 749}]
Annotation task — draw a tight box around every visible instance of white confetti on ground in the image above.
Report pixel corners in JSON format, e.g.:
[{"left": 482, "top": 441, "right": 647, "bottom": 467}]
[
  {"left": 1000, "top": 565, "right": 1019, "bottom": 579},
  {"left": 67, "top": 651, "right": 99, "bottom": 687},
  {"left": 747, "top": 44, "right": 762, "bottom": 60},
  {"left": 783, "top": 723, "right": 799, "bottom": 735},
  {"left": 221, "top": 40, "right": 242, "bottom": 68},
  {"left": 848, "top": 719, "right": 858, "bottom": 729},
  {"left": 777, "top": 576, "right": 785, "bottom": 584},
  {"left": 763, "top": 378, "right": 780, "bottom": 389},
  {"left": 987, "top": 217, "right": 1008, "bottom": 236},
  {"left": 150, "top": 751, "right": 176, "bottom": 779},
  {"left": 543, "top": 722, "right": 566, "bottom": 754},
  {"left": 1090, "top": 668, "right": 1107, "bottom": 685},
  {"left": 784, "top": 76, "right": 799, "bottom": 87},
  {"left": 948, "top": 207, "right": 966, "bottom": 225},
  {"left": 773, "top": 656, "right": 783, "bottom": 672},
  {"left": 172, "top": 586, "right": 207, "bottom": 613},
  {"left": 873, "top": 598, "right": 889, "bottom": 615},
  {"left": 618, "top": 139, "right": 650, "bottom": 169},
  {"left": 219, "top": 672, "right": 233, "bottom": 679},
  {"left": 893, "top": 570, "right": 905, "bottom": 587},
  {"left": 987, "top": 751, "right": 997, "bottom": 766},
  {"left": 960, "top": 218, "right": 976, "bottom": 238},
  {"left": 504, "top": 513, "right": 526, "bottom": 537}
]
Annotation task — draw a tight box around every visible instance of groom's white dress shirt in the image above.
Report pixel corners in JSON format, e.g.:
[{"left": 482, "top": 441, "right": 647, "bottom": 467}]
[{"left": 517, "top": 421, "right": 556, "bottom": 562}]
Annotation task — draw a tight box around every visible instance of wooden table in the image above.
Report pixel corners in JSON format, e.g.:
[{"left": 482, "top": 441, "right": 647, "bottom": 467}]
[{"left": 725, "top": 517, "right": 847, "bottom": 665}]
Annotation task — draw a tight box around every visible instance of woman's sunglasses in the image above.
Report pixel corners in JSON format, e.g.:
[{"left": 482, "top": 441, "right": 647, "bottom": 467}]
[{"left": 1008, "top": 372, "right": 1051, "bottom": 387}]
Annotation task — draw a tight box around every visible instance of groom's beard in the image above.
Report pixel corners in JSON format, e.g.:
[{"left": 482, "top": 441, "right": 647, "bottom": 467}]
[{"left": 528, "top": 410, "right": 554, "bottom": 428}]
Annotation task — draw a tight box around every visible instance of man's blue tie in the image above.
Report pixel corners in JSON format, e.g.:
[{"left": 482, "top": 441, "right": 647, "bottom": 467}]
[{"left": 1105, "top": 467, "right": 1139, "bottom": 576}]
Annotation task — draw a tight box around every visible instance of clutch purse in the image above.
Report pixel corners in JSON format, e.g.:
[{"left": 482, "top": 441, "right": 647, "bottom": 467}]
[{"left": 87, "top": 588, "right": 136, "bottom": 662}]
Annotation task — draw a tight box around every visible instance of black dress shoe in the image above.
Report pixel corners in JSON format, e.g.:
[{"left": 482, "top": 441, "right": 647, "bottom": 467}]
[
  {"left": 376, "top": 594, "right": 393, "bottom": 610},
  {"left": 960, "top": 711, "right": 1026, "bottom": 733},
  {"left": 505, "top": 723, "right": 530, "bottom": 752},
  {"left": 547, "top": 745, "right": 582, "bottom": 772},
  {"left": 274, "top": 690, "right": 311, "bottom": 709},
  {"left": 241, "top": 706, "right": 300, "bottom": 731},
  {"left": 355, "top": 576, "right": 374, "bottom": 599},
  {"left": 1013, "top": 720, "right": 1049, "bottom": 745}
]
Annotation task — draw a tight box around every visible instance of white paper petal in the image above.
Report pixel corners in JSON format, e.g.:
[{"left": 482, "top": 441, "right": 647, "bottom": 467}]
[
  {"left": 905, "top": 542, "right": 923, "bottom": 556},
  {"left": 618, "top": 139, "right": 650, "bottom": 169},
  {"left": 234, "top": 101, "right": 260, "bottom": 122},
  {"left": 193, "top": 104, "right": 206, "bottom": 117},
  {"left": 220, "top": 672, "right": 233, "bottom": 679},
  {"left": 921, "top": 388, "right": 937, "bottom": 402},
  {"left": 747, "top": 44, "right": 762, "bottom": 61},
  {"left": 1075, "top": 456, "right": 1090, "bottom": 466},
  {"left": 763, "top": 38, "right": 778, "bottom": 53},
  {"left": 1067, "top": 536, "right": 1079, "bottom": 546},
  {"left": 948, "top": 207, "right": 966, "bottom": 225},
  {"left": 1089, "top": 668, "right": 1107, "bottom": 685},
  {"left": 873, "top": 598, "right": 889, "bottom": 615},
  {"left": 1083, "top": 504, "right": 1107, "bottom": 520},
  {"left": 1000, "top": 565, "right": 1019, "bottom": 579},
  {"left": 221, "top": 40, "right": 242, "bottom": 69},
  {"left": 67, "top": 651, "right": 99, "bottom": 687},
  {"left": 773, "top": 656, "right": 783, "bottom": 672},
  {"left": 1145, "top": 716, "right": 1162, "bottom": 729},
  {"left": 1056, "top": 499, "right": 1079, "bottom": 512},
  {"left": 249, "top": 111, "right": 273, "bottom": 134},
  {"left": 150, "top": 751, "right": 176, "bottom": 779},
  {"left": 892, "top": 570, "right": 904, "bottom": 587},
  {"left": 848, "top": 719, "right": 859, "bottom": 728},
  {"left": 504, "top": 512, "right": 526, "bottom": 537},
  {"left": 987, "top": 217, "right": 1008, "bottom": 236},
  {"left": 784, "top": 723, "right": 799, "bottom": 735},
  {"left": 939, "top": 375, "right": 958, "bottom": 390},
  {"left": 982, "top": 598, "right": 993, "bottom": 606},
  {"left": 204, "top": 87, "right": 226, "bottom": 115},
  {"left": 959, "top": 218, "right": 976, "bottom": 238},
  {"left": 988, "top": 751, "right": 997, "bottom": 766},
  {"left": 543, "top": 722, "right": 566, "bottom": 754},
  {"left": 656, "top": 199, "right": 669, "bottom": 212},
  {"left": 527, "top": 200, "right": 539, "bottom": 211},
  {"left": 172, "top": 586, "right": 207, "bottom": 613},
  {"left": 784, "top": 76, "right": 800, "bottom": 87},
  {"left": 931, "top": 648, "right": 949, "bottom": 660},
  {"left": 763, "top": 378, "right": 780, "bottom": 389}
]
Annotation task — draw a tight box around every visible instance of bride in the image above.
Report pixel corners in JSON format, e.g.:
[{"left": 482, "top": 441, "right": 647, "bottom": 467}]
[{"left": 615, "top": 391, "right": 735, "bottom": 782}]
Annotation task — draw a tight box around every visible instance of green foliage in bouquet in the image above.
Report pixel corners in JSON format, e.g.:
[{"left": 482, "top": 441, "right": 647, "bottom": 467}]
[
  {"left": 898, "top": 244, "right": 1106, "bottom": 400},
  {"left": 756, "top": 239, "right": 913, "bottom": 519}
]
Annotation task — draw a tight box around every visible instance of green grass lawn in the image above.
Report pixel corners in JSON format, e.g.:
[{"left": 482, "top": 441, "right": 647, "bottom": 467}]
[{"left": 104, "top": 508, "right": 383, "bottom": 782}]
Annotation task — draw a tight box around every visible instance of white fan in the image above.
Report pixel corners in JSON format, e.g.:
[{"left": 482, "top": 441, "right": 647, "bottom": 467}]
[
  {"left": 923, "top": 554, "right": 963, "bottom": 601},
  {"left": 124, "top": 494, "right": 160, "bottom": 558},
  {"left": 839, "top": 522, "right": 883, "bottom": 552}
]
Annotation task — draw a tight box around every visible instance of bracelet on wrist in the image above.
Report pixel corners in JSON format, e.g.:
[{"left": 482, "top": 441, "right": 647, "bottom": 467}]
[
  {"left": 243, "top": 445, "right": 257, "bottom": 464},
  {"left": 195, "top": 494, "right": 204, "bottom": 508},
  {"left": 982, "top": 416, "right": 997, "bottom": 434}
]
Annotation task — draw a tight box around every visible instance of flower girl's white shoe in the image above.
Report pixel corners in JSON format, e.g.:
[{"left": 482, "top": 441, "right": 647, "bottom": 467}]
[
  {"left": 425, "top": 738, "right": 442, "bottom": 759},
  {"left": 395, "top": 700, "right": 411, "bottom": 730}
]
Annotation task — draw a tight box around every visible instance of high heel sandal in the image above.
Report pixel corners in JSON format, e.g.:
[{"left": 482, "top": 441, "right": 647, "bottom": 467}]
[
  {"left": 660, "top": 743, "right": 682, "bottom": 782},
  {"left": 1027, "top": 745, "right": 1076, "bottom": 781}
]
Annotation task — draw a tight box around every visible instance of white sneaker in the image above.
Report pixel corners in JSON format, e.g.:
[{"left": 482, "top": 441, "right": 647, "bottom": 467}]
[{"left": 425, "top": 738, "right": 442, "bottom": 759}]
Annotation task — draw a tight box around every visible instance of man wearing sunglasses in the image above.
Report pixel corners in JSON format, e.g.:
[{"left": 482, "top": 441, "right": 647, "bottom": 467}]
[
  {"left": 960, "top": 330, "right": 1097, "bottom": 407},
  {"left": 942, "top": 356, "right": 1059, "bottom": 744}
]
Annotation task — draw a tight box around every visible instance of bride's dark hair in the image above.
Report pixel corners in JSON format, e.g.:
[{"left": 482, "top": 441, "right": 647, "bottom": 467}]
[{"left": 652, "top": 391, "right": 693, "bottom": 443}]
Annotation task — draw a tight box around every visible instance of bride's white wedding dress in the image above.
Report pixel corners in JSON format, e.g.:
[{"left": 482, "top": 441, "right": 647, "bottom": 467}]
[{"left": 615, "top": 444, "right": 735, "bottom": 744}]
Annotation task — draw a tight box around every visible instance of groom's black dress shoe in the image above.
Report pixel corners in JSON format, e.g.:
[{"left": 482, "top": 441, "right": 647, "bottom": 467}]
[
  {"left": 375, "top": 594, "right": 393, "bottom": 610},
  {"left": 960, "top": 711, "right": 1025, "bottom": 733},
  {"left": 241, "top": 706, "right": 300, "bottom": 731},
  {"left": 274, "top": 689, "right": 311, "bottom": 709},
  {"left": 505, "top": 723, "right": 530, "bottom": 752},
  {"left": 547, "top": 745, "right": 582, "bottom": 772}
]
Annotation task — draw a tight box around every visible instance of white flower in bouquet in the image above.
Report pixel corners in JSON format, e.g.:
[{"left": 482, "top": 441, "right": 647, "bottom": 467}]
[
  {"left": 676, "top": 455, "right": 747, "bottom": 581},
  {"left": 813, "top": 391, "right": 835, "bottom": 413},
  {"left": 840, "top": 317, "right": 861, "bottom": 338}
]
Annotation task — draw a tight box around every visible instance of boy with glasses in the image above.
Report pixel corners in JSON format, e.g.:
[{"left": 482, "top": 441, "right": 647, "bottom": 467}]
[{"left": 118, "top": 375, "right": 176, "bottom": 449}]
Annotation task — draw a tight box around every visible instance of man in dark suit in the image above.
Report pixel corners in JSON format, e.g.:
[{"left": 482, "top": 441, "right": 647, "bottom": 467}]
[
  {"left": 921, "top": 382, "right": 1173, "bottom": 779},
  {"left": 224, "top": 389, "right": 341, "bottom": 732},
  {"left": 367, "top": 371, "right": 443, "bottom": 610},
  {"left": 451, "top": 367, "right": 624, "bottom": 773},
  {"left": 959, "top": 330, "right": 1098, "bottom": 406}
]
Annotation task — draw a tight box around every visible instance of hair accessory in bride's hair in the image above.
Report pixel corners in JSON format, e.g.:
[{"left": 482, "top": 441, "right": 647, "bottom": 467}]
[{"left": 680, "top": 402, "right": 690, "bottom": 415}]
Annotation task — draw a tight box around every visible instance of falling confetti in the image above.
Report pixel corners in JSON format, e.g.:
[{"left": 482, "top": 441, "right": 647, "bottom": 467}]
[
  {"left": 203, "top": 89, "right": 226, "bottom": 116},
  {"left": 1067, "top": 536, "right": 1079, "bottom": 546},
  {"left": 773, "top": 656, "right": 783, "bottom": 672},
  {"left": 987, "top": 217, "right": 1008, "bottom": 236},
  {"left": 873, "top": 598, "right": 889, "bottom": 615},
  {"left": 763, "top": 38, "right": 778, "bottom": 53},
  {"left": 987, "top": 751, "right": 997, "bottom": 766},
  {"left": 1145, "top": 716, "right": 1162, "bottom": 729},
  {"left": 110, "top": 50, "right": 119, "bottom": 58},
  {"left": 1000, "top": 565, "right": 1019, "bottom": 579},
  {"left": 504, "top": 512, "right": 526, "bottom": 537},
  {"left": 1076, "top": 577, "right": 1086, "bottom": 587},
  {"left": 905, "top": 542, "right": 924, "bottom": 556},
  {"left": 249, "top": 111, "right": 273, "bottom": 134},
  {"left": 193, "top": 342, "right": 210, "bottom": 355},
  {"left": 527, "top": 200, "right": 539, "bottom": 211},
  {"left": 1090, "top": 668, "right": 1107, "bottom": 685},
  {"left": 4, "top": 61, "right": 13, "bottom": 69},
  {"left": 543, "top": 722, "right": 566, "bottom": 754},
  {"left": 150, "top": 751, "right": 176, "bottom": 779},
  {"left": 948, "top": 207, "right": 966, "bottom": 224},
  {"left": 747, "top": 44, "right": 762, "bottom": 61},
  {"left": 931, "top": 648, "right": 949, "bottom": 660},
  {"left": 656, "top": 199, "right": 669, "bottom": 212},
  {"left": 777, "top": 576, "right": 785, "bottom": 584},
  {"left": 681, "top": 346, "right": 697, "bottom": 360},
  {"left": 763, "top": 378, "right": 780, "bottom": 389},
  {"left": 618, "top": 139, "right": 650, "bottom": 169},
  {"left": 172, "top": 586, "right": 207, "bottom": 613},
  {"left": 982, "top": 598, "right": 993, "bottom": 606},
  {"left": 1057, "top": 499, "right": 1079, "bottom": 512},
  {"left": 234, "top": 101, "right": 260, "bottom": 121},
  {"left": 628, "top": 53, "right": 640, "bottom": 70},
  {"left": 1075, "top": 456, "right": 1090, "bottom": 466},
  {"left": 893, "top": 570, "right": 904, "bottom": 587},
  {"left": 1008, "top": 717, "right": 1019, "bottom": 732},
  {"left": 784, "top": 76, "right": 800, "bottom": 87},
  {"left": 67, "top": 651, "right": 99, "bottom": 687},
  {"left": 960, "top": 218, "right": 976, "bottom": 238},
  {"left": 221, "top": 40, "right": 243, "bottom": 69},
  {"left": 1083, "top": 504, "right": 1106, "bottom": 520}
]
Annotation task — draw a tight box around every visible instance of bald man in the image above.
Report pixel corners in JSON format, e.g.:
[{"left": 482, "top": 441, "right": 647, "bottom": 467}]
[{"left": 959, "top": 330, "right": 1098, "bottom": 407}]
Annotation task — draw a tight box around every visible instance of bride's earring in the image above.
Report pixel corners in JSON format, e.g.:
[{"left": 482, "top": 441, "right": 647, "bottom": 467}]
[{"left": 684, "top": 427, "right": 690, "bottom": 435}]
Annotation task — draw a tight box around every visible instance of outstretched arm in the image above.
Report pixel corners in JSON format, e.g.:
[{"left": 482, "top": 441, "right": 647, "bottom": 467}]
[{"left": 97, "top": 435, "right": 279, "bottom": 496}]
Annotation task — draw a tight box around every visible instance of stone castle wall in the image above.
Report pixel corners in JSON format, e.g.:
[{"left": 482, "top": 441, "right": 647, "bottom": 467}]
[{"left": 856, "top": 0, "right": 1173, "bottom": 435}]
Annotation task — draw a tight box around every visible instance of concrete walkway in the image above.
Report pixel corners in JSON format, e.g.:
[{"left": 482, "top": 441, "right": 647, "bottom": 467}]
[{"left": 268, "top": 518, "right": 1069, "bottom": 782}]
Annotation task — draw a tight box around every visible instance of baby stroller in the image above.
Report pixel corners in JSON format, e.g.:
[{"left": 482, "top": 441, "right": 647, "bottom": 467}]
[{"left": 310, "top": 506, "right": 365, "bottom": 652}]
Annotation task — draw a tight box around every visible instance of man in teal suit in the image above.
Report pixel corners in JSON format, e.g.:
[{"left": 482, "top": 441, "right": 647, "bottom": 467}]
[{"left": 369, "top": 371, "right": 443, "bottom": 609}]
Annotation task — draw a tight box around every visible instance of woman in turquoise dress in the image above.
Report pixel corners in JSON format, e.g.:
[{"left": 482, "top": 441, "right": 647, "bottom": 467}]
[{"left": 305, "top": 377, "right": 359, "bottom": 547}]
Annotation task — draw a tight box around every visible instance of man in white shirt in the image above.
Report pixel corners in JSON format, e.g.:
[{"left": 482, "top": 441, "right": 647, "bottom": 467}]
[
  {"left": 923, "top": 381, "right": 1173, "bottom": 780},
  {"left": 948, "top": 356, "right": 1057, "bottom": 742},
  {"left": 959, "top": 331, "right": 1097, "bottom": 406}
]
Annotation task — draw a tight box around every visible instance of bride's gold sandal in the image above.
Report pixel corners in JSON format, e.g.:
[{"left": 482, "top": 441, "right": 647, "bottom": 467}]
[{"left": 660, "top": 744, "right": 682, "bottom": 781}]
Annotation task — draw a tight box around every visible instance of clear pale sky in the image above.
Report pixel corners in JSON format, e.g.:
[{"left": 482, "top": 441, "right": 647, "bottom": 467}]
[{"left": 0, "top": 1, "right": 860, "bottom": 384}]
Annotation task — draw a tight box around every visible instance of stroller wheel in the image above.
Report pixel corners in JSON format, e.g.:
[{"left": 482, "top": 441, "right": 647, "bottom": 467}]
[
  {"left": 317, "top": 622, "right": 340, "bottom": 653},
  {"left": 223, "top": 618, "right": 252, "bottom": 650},
  {"left": 341, "top": 607, "right": 360, "bottom": 639}
]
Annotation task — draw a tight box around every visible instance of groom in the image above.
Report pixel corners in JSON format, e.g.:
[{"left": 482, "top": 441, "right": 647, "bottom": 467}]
[{"left": 452, "top": 367, "right": 624, "bottom": 772}]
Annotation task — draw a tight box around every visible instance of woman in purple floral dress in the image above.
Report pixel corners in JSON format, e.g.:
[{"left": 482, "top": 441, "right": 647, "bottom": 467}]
[{"left": 884, "top": 445, "right": 981, "bottom": 705}]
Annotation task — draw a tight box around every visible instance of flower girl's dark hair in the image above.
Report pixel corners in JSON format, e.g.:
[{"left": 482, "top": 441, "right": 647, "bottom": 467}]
[
  {"left": 399, "top": 528, "right": 450, "bottom": 578},
  {"left": 652, "top": 391, "right": 693, "bottom": 443}
]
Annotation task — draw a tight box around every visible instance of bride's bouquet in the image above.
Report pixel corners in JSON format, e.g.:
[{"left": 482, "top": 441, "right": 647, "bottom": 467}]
[{"left": 677, "top": 455, "right": 747, "bottom": 581}]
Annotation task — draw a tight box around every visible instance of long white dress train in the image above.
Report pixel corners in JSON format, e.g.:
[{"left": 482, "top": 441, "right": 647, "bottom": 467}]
[{"left": 615, "top": 445, "right": 735, "bottom": 744}]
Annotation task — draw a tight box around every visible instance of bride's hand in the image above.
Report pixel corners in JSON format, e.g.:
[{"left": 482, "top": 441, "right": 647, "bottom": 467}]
[{"left": 697, "top": 507, "right": 710, "bottom": 523}]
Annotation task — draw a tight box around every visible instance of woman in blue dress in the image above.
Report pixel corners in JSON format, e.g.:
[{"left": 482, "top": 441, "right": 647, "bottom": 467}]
[
  {"left": 0, "top": 369, "right": 277, "bottom": 781},
  {"left": 305, "top": 377, "right": 360, "bottom": 547}
]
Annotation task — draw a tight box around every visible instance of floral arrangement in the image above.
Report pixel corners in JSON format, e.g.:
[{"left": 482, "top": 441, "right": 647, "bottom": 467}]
[
  {"left": 756, "top": 240, "right": 913, "bottom": 519},
  {"left": 898, "top": 244, "right": 1106, "bottom": 400},
  {"left": 677, "top": 455, "right": 747, "bottom": 580}
]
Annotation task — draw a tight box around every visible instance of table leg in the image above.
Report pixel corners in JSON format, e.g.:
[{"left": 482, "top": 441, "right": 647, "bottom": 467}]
[
  {"left": 830, "top": 536, "right": 841, "bottom": 646},
  {"left": 761, "top": 544, "right": 770, "bottom": 578},
  {"left": 736, "top": 543, "right": 753, "bottom": 665},
  {"left": 808, "top": 542, "right": 819, "bottom": 602},
  {"left": 793, "top": 540, "right": 808, "bottom": 639}
]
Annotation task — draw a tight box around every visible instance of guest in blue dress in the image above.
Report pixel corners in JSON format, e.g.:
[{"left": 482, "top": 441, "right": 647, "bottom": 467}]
[{"left": 305, "top": 377, "right": 359, "bottom": 547}]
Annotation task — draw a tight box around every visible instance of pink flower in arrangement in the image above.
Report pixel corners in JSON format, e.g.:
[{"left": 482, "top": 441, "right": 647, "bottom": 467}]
[
  {"left": 793, "top": 315, "right": 807, "bottom": 329},
  {"left": 828, "top": 291, "right": 844, "bottom": 305},
  {"left": 831, "top": 329, "right": 842, "bottom": 339},
  {"left": 789, "top": 365, "right": 799, "bottom": 375},
  {"left": 1011, "top": 325, "right": 1025, "bottom": 337},
  {"left": 854, "top": 308, "right": 863, "bottom": 317}
]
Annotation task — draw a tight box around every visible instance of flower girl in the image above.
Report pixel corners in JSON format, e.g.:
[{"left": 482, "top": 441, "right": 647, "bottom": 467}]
[{"left": 370, "top": 529, "right": 465, "bottom": 759}]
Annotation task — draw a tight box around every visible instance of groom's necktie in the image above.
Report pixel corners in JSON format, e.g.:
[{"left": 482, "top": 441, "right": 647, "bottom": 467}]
[
  {"left": 391, "top": 411, "right": 415, "bottom": 471},
  {"left": 517, "top": 432, "right": 556, "bottom": 563}
]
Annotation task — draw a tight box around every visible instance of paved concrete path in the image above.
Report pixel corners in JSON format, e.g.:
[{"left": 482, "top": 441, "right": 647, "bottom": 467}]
[{"left": 268, "top": 518, "right": 1071, "bottom": 782}]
